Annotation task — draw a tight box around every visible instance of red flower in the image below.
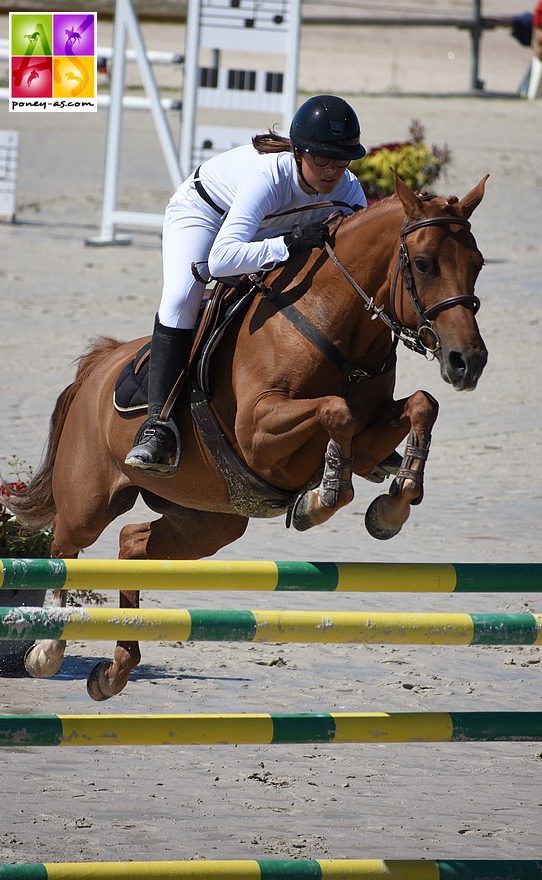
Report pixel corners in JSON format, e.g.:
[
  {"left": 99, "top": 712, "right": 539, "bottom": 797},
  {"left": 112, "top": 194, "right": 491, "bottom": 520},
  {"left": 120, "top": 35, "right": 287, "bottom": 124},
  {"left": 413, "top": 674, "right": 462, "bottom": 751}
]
[
  {"left": 367, "top": 141, "right": 406, "bottom": 155},
  {"left": 0, "top": 481, "right": 27, "bottom": 497}
]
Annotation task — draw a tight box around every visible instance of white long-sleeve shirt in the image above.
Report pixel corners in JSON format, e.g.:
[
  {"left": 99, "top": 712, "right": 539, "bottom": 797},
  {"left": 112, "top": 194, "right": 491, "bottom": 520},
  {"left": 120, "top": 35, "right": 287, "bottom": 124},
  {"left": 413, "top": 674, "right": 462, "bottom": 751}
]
[{"left": 188, "top": 144, "right": 366, "bottom": 277}]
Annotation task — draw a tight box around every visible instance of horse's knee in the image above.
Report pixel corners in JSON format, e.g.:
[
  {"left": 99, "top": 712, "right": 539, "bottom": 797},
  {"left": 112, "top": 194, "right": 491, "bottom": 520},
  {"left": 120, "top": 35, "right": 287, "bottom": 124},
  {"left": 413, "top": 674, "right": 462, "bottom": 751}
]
[
  {"left": 411, "top": 390, "right": 439, "bottom": 422},
  {"left": 318, "top": 397, "right": 357, "bottom": 439}
]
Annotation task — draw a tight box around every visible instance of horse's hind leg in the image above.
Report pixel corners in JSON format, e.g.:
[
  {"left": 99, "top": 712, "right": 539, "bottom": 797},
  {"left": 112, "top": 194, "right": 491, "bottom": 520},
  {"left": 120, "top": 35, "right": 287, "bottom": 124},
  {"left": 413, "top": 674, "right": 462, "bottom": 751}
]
[
  {"left": 86, "top": 504, "right": 248, "bottom": 702},
  {"left": 24, "top": 515, "right": 83, "bottom": 677},
  {"left": 23, "top": 584, "right": 68, "bottom": 677},
  {"left": 24, "top": 486, "right": 139, "bottom": 679},
  {"left": 86, "top": 574, "right": 140, "bottom": 702}
]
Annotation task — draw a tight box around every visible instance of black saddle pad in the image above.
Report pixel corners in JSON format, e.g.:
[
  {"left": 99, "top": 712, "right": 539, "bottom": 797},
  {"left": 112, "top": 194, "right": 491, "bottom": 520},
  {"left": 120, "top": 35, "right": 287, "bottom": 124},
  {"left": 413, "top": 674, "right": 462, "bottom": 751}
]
[{"left": 114, "top": 341, "right": 151, "bottom": 418}]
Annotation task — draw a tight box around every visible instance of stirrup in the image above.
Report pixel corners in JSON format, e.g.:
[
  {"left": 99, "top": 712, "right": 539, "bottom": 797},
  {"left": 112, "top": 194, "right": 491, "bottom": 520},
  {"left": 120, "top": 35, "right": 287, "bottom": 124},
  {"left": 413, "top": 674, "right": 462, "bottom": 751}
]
[{"left": 125, "top": 417, "right": 182, "bottom": 477}]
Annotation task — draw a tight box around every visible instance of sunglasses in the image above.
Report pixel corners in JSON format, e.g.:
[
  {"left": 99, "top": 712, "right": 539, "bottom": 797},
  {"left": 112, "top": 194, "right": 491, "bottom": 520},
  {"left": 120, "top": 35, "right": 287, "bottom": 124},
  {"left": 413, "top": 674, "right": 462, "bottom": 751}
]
[{"left": 310, "top": 155, "right": 351, "bottom": 169}]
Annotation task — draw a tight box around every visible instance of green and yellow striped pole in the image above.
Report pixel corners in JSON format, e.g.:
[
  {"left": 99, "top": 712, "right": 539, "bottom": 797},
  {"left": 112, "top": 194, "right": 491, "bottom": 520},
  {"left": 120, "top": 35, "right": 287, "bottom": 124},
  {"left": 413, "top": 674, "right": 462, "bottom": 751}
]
[
  {"left": 1, "top": 559, "right": 541, "bottom": 593},
  {"left": 0, "top": 711, "right": 540, "bottom": 747},
  {"left": 0, "top": 859, "right": 541, "bottom": 879},
  {"left": 1, "top": 606, "right": 541, "bottom": 645}
]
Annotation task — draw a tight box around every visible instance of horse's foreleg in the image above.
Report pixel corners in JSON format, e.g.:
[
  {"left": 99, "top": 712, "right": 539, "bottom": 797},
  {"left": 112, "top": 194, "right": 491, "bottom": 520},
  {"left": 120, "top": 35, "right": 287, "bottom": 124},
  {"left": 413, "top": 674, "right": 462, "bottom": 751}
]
[
  {"left": 289, "top": 434, "right": 356, "bottom": 531},
  {"left": 359, "top": 390, "right": 439, "bottom": 540},
  {"left": 240, "top": 393, "right": 358, "bottom": 532}
]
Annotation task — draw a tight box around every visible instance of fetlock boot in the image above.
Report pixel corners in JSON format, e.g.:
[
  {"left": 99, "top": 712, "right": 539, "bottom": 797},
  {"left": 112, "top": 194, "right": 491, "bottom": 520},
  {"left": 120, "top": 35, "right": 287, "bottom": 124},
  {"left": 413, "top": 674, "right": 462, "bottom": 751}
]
[{"left": 124, "top": 315, "right": 193, "bottom": 477}]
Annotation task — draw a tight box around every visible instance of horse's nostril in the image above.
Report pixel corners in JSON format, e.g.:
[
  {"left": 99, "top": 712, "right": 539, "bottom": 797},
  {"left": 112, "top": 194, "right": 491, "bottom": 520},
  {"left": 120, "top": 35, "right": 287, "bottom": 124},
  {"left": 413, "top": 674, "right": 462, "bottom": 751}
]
[{"left": 448, "top": 351, "right": 466, "bottom": 373}]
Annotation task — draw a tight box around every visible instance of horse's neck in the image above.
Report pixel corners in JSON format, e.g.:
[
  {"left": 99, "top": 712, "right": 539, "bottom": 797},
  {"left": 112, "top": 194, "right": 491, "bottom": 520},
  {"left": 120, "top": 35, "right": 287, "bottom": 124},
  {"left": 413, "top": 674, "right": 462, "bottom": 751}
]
[
  {"left": 312, "top": 201, "right": 402, "bottom": 338},
  {"left": 309, "top": 201, "right": 403, "bottom": 364},
  {"left": 335, "top": 199, "right": 402, "bottom": 292},
  {"left": 262, "top": 201, "right": 403, "bottom": 366}
]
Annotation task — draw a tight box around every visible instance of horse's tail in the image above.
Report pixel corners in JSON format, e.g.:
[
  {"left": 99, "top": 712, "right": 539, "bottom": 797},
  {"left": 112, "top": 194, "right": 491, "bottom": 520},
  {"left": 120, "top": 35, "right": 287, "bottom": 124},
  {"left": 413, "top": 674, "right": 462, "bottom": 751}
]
[{"left": 7, "top": 337, "right": 123, "bottom": 531}]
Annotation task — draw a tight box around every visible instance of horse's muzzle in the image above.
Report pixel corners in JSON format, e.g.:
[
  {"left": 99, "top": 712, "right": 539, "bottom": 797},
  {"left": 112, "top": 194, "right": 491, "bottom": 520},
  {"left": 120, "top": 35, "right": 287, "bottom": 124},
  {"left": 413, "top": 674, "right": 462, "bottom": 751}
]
[{"left": 438, "top": 345, "right": 488, "bottom": 391}]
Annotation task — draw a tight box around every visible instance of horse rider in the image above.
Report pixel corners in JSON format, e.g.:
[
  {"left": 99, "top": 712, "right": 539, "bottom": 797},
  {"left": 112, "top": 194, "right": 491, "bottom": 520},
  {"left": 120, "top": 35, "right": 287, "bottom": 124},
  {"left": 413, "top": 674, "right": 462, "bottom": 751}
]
[{"left": 125, "top": 94, "right": 367, "bottom": 477}]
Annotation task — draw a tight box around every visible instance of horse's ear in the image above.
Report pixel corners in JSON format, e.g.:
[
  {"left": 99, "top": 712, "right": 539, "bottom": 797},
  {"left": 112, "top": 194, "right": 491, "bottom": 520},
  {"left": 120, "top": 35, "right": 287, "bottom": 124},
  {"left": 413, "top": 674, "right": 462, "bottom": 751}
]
[
  {"left": 458, "top": 174, "right": 490, "bottom": 219},
  {"left": 394, "top": 171, "right": 424, "bottom": 220}
]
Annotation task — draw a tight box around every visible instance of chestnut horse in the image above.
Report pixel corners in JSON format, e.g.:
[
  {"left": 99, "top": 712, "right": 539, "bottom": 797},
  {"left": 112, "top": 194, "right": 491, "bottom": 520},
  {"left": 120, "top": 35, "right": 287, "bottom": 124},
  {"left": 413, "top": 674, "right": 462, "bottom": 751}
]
[{"left": 10, "top": 175, "right": 488, "bottom": 700}]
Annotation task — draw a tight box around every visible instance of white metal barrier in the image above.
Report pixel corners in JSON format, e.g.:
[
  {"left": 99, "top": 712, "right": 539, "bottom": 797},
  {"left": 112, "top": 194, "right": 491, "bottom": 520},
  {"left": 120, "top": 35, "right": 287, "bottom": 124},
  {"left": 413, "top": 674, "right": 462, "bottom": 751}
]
[
  {"left": 87, "top": 0, "right": 183, "bottom": 243},
  {"left": 527, "top": 56, "right": 542, "bottom": 99},
  {"left": 0, "top": 130, "right": 18, "bottom": 223}
]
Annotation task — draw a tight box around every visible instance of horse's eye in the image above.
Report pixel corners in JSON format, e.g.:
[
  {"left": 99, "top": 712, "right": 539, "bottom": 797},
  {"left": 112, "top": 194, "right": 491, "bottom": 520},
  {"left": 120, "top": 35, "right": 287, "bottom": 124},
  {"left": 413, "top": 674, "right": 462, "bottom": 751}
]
[{"left": 414, "top": 256, "right": 430, "bottom": 274}]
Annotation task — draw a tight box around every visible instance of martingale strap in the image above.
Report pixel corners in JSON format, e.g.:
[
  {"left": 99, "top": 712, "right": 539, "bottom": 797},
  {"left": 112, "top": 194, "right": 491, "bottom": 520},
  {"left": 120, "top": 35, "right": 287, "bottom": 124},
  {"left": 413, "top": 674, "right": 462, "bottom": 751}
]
[
  {"left": 250, "top": 274, "right": 397, "bottom": 388},
  {"left": 255, "top": 283, "right": 347, "bottom": 372}
]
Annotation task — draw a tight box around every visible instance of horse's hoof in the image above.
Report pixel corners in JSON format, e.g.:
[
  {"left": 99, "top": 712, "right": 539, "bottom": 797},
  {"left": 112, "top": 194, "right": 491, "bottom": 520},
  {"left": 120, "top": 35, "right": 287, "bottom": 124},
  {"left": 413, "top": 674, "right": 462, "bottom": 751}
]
[
  {"left": 87, "top": 660, "right": 116, "bottom": 701},
  {"left": 24, "top": 640, "right": 66, "bottom": 678},
  {"left": 290, "top": 491, "right": 316, "bottom": 532},
  {"left": 364, "top": 495, "right": 403, "bottom": 541}
]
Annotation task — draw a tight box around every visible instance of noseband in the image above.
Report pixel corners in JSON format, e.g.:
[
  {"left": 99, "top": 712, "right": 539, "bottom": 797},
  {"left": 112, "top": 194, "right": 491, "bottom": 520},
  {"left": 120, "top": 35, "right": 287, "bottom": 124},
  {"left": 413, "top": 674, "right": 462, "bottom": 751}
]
[{"left": 325, "top": 213, "right": 481, "bottom": 359}]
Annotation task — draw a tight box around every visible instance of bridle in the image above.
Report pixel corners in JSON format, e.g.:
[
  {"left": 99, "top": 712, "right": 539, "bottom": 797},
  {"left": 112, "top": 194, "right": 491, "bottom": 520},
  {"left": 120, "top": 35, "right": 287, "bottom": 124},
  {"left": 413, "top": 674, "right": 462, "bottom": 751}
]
[
  {"left": 391, "top": 215, "right": 481, "bottom": 355},
  {"left": 325, "top": 214, "right": 481, "bottom": 359}
]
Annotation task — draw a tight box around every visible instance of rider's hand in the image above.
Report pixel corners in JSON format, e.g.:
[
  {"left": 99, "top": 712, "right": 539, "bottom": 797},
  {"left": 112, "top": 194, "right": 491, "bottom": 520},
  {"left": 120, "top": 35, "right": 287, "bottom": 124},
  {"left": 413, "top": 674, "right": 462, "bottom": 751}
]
[{"left": 284, "top": 221, "right": 330, "bottom": 255}]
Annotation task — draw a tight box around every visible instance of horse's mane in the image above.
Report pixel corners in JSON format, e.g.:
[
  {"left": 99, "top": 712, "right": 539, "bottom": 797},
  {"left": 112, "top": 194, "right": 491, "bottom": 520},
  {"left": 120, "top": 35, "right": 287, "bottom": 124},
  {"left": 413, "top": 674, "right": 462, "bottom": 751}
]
[
  {"left": 328, "top": 193, "right": 400, "bottom": 236},
  {"left": 332, "top": 190, "right": 463, "bottom": 237}
]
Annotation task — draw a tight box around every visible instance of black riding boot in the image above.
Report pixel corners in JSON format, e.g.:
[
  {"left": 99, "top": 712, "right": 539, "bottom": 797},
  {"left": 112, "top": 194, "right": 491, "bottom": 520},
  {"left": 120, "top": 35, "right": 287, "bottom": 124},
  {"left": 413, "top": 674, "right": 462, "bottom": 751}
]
[{"left": 124, "top": 315, "right": 193, "bottom": 477}]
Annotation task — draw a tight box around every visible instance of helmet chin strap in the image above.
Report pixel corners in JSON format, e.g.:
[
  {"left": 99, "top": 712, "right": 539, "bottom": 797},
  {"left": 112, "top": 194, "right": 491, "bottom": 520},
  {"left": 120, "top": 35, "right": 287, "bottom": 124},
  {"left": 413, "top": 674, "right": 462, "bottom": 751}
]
[{"left": 293, "top": 148, "right": 319, "bottom": 195}]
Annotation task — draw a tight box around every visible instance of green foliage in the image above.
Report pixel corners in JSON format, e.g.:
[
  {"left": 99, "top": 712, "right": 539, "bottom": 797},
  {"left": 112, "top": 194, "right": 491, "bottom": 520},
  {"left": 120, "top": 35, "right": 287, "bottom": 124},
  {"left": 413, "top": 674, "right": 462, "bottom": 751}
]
[
  {"left": 0, "top": 457, "right": 52, "bottom": 559},
  {"left": 0, "top": 515, "right": 53, "bottom": 559},
  {"left": 0, "top": 456, "right": 107, "bottom": 605},
  {"left": 350, "top": 120, "right": 452, "bottom": 201}
]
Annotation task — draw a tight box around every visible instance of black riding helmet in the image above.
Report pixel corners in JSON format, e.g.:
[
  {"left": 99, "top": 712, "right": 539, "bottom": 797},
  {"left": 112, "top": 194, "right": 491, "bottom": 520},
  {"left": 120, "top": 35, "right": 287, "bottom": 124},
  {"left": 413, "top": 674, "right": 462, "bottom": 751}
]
[{"left": 289, "top": 95, "right": 366, "bottom": 161}]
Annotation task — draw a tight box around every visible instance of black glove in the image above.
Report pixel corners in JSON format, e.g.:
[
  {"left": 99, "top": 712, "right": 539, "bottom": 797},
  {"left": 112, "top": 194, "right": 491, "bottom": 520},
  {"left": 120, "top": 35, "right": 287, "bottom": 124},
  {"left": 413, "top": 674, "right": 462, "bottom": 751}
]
[{"left": 284, "top": 221, "right": 330, "bottom": 255}]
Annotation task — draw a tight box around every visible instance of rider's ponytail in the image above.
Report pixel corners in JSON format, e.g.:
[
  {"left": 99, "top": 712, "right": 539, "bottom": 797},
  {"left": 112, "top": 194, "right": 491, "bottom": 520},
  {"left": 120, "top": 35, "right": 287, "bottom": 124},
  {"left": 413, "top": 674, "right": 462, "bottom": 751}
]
[{"left": 252, "top": 129, "right": 293, "bottom": 154}]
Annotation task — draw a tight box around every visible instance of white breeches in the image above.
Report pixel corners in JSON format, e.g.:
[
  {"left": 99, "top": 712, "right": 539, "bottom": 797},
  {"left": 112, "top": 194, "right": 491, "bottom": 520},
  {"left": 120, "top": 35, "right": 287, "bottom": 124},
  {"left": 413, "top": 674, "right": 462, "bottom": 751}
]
[{"left": 158, "top": 180, "right": 223, "bottom": 330}]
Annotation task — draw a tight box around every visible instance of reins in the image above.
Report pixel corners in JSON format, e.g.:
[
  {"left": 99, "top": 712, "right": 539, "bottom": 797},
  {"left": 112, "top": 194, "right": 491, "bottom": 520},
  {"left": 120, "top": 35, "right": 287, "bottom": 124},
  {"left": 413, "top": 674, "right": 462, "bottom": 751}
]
[{"left": 264, "top": 199, "right": 363, "bottom": 219}]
